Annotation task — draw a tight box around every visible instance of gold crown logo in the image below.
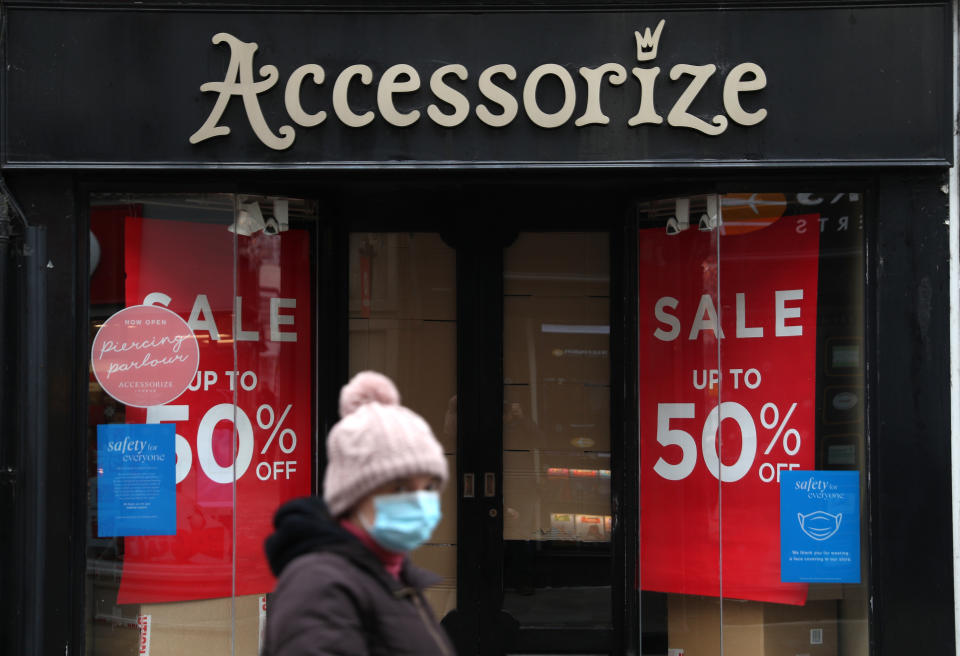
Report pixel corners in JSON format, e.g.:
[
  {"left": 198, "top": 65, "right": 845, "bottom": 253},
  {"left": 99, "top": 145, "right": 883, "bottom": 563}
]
[{"left": 635, "top": 19, "right": 666, "bottom": 62}]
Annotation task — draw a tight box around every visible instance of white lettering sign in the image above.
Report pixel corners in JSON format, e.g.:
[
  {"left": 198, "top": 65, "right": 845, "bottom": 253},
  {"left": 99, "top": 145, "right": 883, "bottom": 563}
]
[
  {"left": 190, "top": 21, "right": 768, "bottom": 150},
  {"left": 653, "top": 290, "right": 804, "bottom": 342}
]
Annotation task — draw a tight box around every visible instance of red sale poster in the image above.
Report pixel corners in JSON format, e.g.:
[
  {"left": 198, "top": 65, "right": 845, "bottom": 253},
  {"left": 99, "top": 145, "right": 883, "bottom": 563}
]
[
  {"left": 638, "top": 214, "right": 819, "bottom": 606},
  {"left": 116, "top": 217, "right": 312, "bottom": 603}
]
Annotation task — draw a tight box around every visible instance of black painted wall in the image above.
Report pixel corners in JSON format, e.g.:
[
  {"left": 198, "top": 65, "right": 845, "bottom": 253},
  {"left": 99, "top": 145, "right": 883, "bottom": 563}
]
[
  {"left": 1, "top": 3, "right": 953, "bottom": 167},
  {"left": 2, "top": 172, "right": 84, "bottom": 656},
  {"left": 870, "top": 173, "right": 954, "bottom": 654}
]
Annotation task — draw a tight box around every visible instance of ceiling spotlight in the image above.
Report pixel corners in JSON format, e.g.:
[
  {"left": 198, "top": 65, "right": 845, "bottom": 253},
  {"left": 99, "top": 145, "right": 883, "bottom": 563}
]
[
  {"left": 262, "top": 198, "right": 289, "bottom": 236},
  {"left": 228, "top": 201, "right": 266, "bottom": 236},
  {"left": 272, "top": 198, "right": 289, "bottom": 232},
  {"left": 698, "top": 194, "right": 721, "bottom": 231}
]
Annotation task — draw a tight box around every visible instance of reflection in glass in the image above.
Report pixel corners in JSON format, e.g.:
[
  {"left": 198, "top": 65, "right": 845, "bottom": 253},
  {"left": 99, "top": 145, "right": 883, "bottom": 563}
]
[
  {"left": 717, "top": 193, "right": 868, "bottom": 656},
  {"left": 502, "top": 232, "right": 613, "bottom": 629},
  {"left": 348, "top": 232, "right": 458, "bottom": 620},
  {"left": 86, "top": 194, "right": 315, "bottom": 655},
  {"left": 638, "top": 193, "right": 867, "bottom": 656},
  {"left": 638, "top": 197, "right": 723, "bottom": 653}
]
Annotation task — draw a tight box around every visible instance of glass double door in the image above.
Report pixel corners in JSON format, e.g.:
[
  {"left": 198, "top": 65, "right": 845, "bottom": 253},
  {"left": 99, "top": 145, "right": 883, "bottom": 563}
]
[{"left": 347, "top": 225, "right": 614, "bottom": 655}]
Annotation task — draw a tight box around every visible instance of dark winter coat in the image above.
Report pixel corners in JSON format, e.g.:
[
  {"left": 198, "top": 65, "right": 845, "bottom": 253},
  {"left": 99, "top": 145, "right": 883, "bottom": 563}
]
[{"left": 262, "top": 496, "right": 456, "bottom": 656}]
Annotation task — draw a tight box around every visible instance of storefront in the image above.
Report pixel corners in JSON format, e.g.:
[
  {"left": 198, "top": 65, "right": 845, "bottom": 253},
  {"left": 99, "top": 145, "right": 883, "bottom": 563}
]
[{"left": 0, "top": 1, "right": 956, "bottom": 655}]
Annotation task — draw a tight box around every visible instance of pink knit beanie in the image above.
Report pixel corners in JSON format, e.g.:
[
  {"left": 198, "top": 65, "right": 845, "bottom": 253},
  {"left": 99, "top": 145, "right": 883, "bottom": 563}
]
[{"left": 323, "top": 371, "right": 449, "bottom": 517}]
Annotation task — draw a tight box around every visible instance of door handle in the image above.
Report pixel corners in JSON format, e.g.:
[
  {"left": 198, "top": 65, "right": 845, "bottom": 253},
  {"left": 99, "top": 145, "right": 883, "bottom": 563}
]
[
  {"left": 483, "top": 472, "right": 496, "bottom": 497},
  {"left": 463, "top": 473, "right": 475, "bottom": 498}
]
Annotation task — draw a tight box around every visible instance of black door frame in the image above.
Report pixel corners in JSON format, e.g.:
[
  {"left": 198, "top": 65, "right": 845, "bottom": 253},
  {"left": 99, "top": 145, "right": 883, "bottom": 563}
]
[{"left": 343, "top": 186, "right": 633, "bottom": 654}]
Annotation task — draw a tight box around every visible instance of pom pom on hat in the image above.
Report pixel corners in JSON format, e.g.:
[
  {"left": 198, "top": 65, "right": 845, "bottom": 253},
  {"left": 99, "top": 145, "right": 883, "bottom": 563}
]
[
  {"left": 324, "top": 371, "right": 448, "bottom": 517},
  {"left": 339, "top": 370, "right": 401, "bottom": 417}
]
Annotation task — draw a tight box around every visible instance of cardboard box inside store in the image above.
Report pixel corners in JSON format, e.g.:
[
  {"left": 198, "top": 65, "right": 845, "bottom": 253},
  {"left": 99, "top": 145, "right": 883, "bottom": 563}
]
[
  {"left": 667, "top": 595, "right": 841, "bottom": 656},
  {"left": 349, "top": 232, "right": 455, "bottom": 322},
  {"left": 136, "top": 595, "right": 261, "bottom": 656},
  {"left": 409, "top": 542, "right": 457, "bottom": 620},
  {"left": 503, "top": 232, "right": 609, "bottom": 298},
  {"left": 347, "top": 317, "right": 457, "bottom": 453},
  {"left": 91, "top": 579, "right": 139, "bottom": 654},
  {"left": 503, "top": 295, "right": 610, "bottom": 387},
  {"left": 430, "top": 454, "right": 458, "bottom": 544}
]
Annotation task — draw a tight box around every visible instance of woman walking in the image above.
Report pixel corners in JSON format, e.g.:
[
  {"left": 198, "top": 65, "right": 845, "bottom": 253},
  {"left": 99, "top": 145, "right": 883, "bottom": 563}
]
[{"left": 262, "top": 371, "right": 455, "bottom": 655}]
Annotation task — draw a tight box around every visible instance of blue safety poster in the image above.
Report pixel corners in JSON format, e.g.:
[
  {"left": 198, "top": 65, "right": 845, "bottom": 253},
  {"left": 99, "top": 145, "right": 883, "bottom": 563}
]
[
  {"left": 97, "top": 424, "right": 176, "bottom": 537},
  {"left": 780, "top": 470, "right": 860, "bottom": 583}
]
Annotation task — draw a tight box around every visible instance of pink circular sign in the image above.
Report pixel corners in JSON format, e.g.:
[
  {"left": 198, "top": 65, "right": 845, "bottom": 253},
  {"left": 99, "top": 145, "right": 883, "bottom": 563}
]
[{"left": 91, "top": 305, "right": 200, "bottom": 408}]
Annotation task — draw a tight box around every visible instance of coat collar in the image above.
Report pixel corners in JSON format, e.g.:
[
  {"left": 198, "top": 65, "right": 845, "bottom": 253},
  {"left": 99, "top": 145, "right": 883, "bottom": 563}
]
[{"left": 265, "top": 495, "right": 442, "bottom": 594}]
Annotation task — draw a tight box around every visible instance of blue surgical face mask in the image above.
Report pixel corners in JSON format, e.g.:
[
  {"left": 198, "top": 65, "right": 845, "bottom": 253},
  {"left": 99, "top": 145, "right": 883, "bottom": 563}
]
[{"left": 362, "top": 490, "right": 442, "bottom": 552}]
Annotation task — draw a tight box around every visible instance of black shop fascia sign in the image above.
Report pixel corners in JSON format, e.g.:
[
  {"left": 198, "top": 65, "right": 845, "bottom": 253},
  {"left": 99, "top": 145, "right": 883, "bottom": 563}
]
[{"left": 0, "top": 5, "right": 952, "bottom": 168}]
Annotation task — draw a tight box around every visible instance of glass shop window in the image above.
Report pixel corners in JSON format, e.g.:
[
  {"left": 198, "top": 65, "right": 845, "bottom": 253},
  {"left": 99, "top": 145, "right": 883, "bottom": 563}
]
[
  {"left": 638, "top": 193, "right": 868, "bottom": 656},
  {"left": 502, "top": 232, "right": 612, "bottom": 629},
  {"left": 347, "top": 232, "right": 458, "bottom": 621},
  {"left": 85, "top": 194, "right": 316, "bottom": 655}
]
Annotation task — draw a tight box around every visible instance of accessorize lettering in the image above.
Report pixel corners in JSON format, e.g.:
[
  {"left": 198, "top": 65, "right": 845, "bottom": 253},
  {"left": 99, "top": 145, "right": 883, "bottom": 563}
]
[{"left": 190, "top": 21, "right": 768, "bottom": 151}]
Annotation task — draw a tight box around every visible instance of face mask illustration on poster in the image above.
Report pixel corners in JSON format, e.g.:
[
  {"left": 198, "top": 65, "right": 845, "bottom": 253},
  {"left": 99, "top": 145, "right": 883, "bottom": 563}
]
[{"left": 797, "top": 510, "right": 842, "bottom": 541}]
